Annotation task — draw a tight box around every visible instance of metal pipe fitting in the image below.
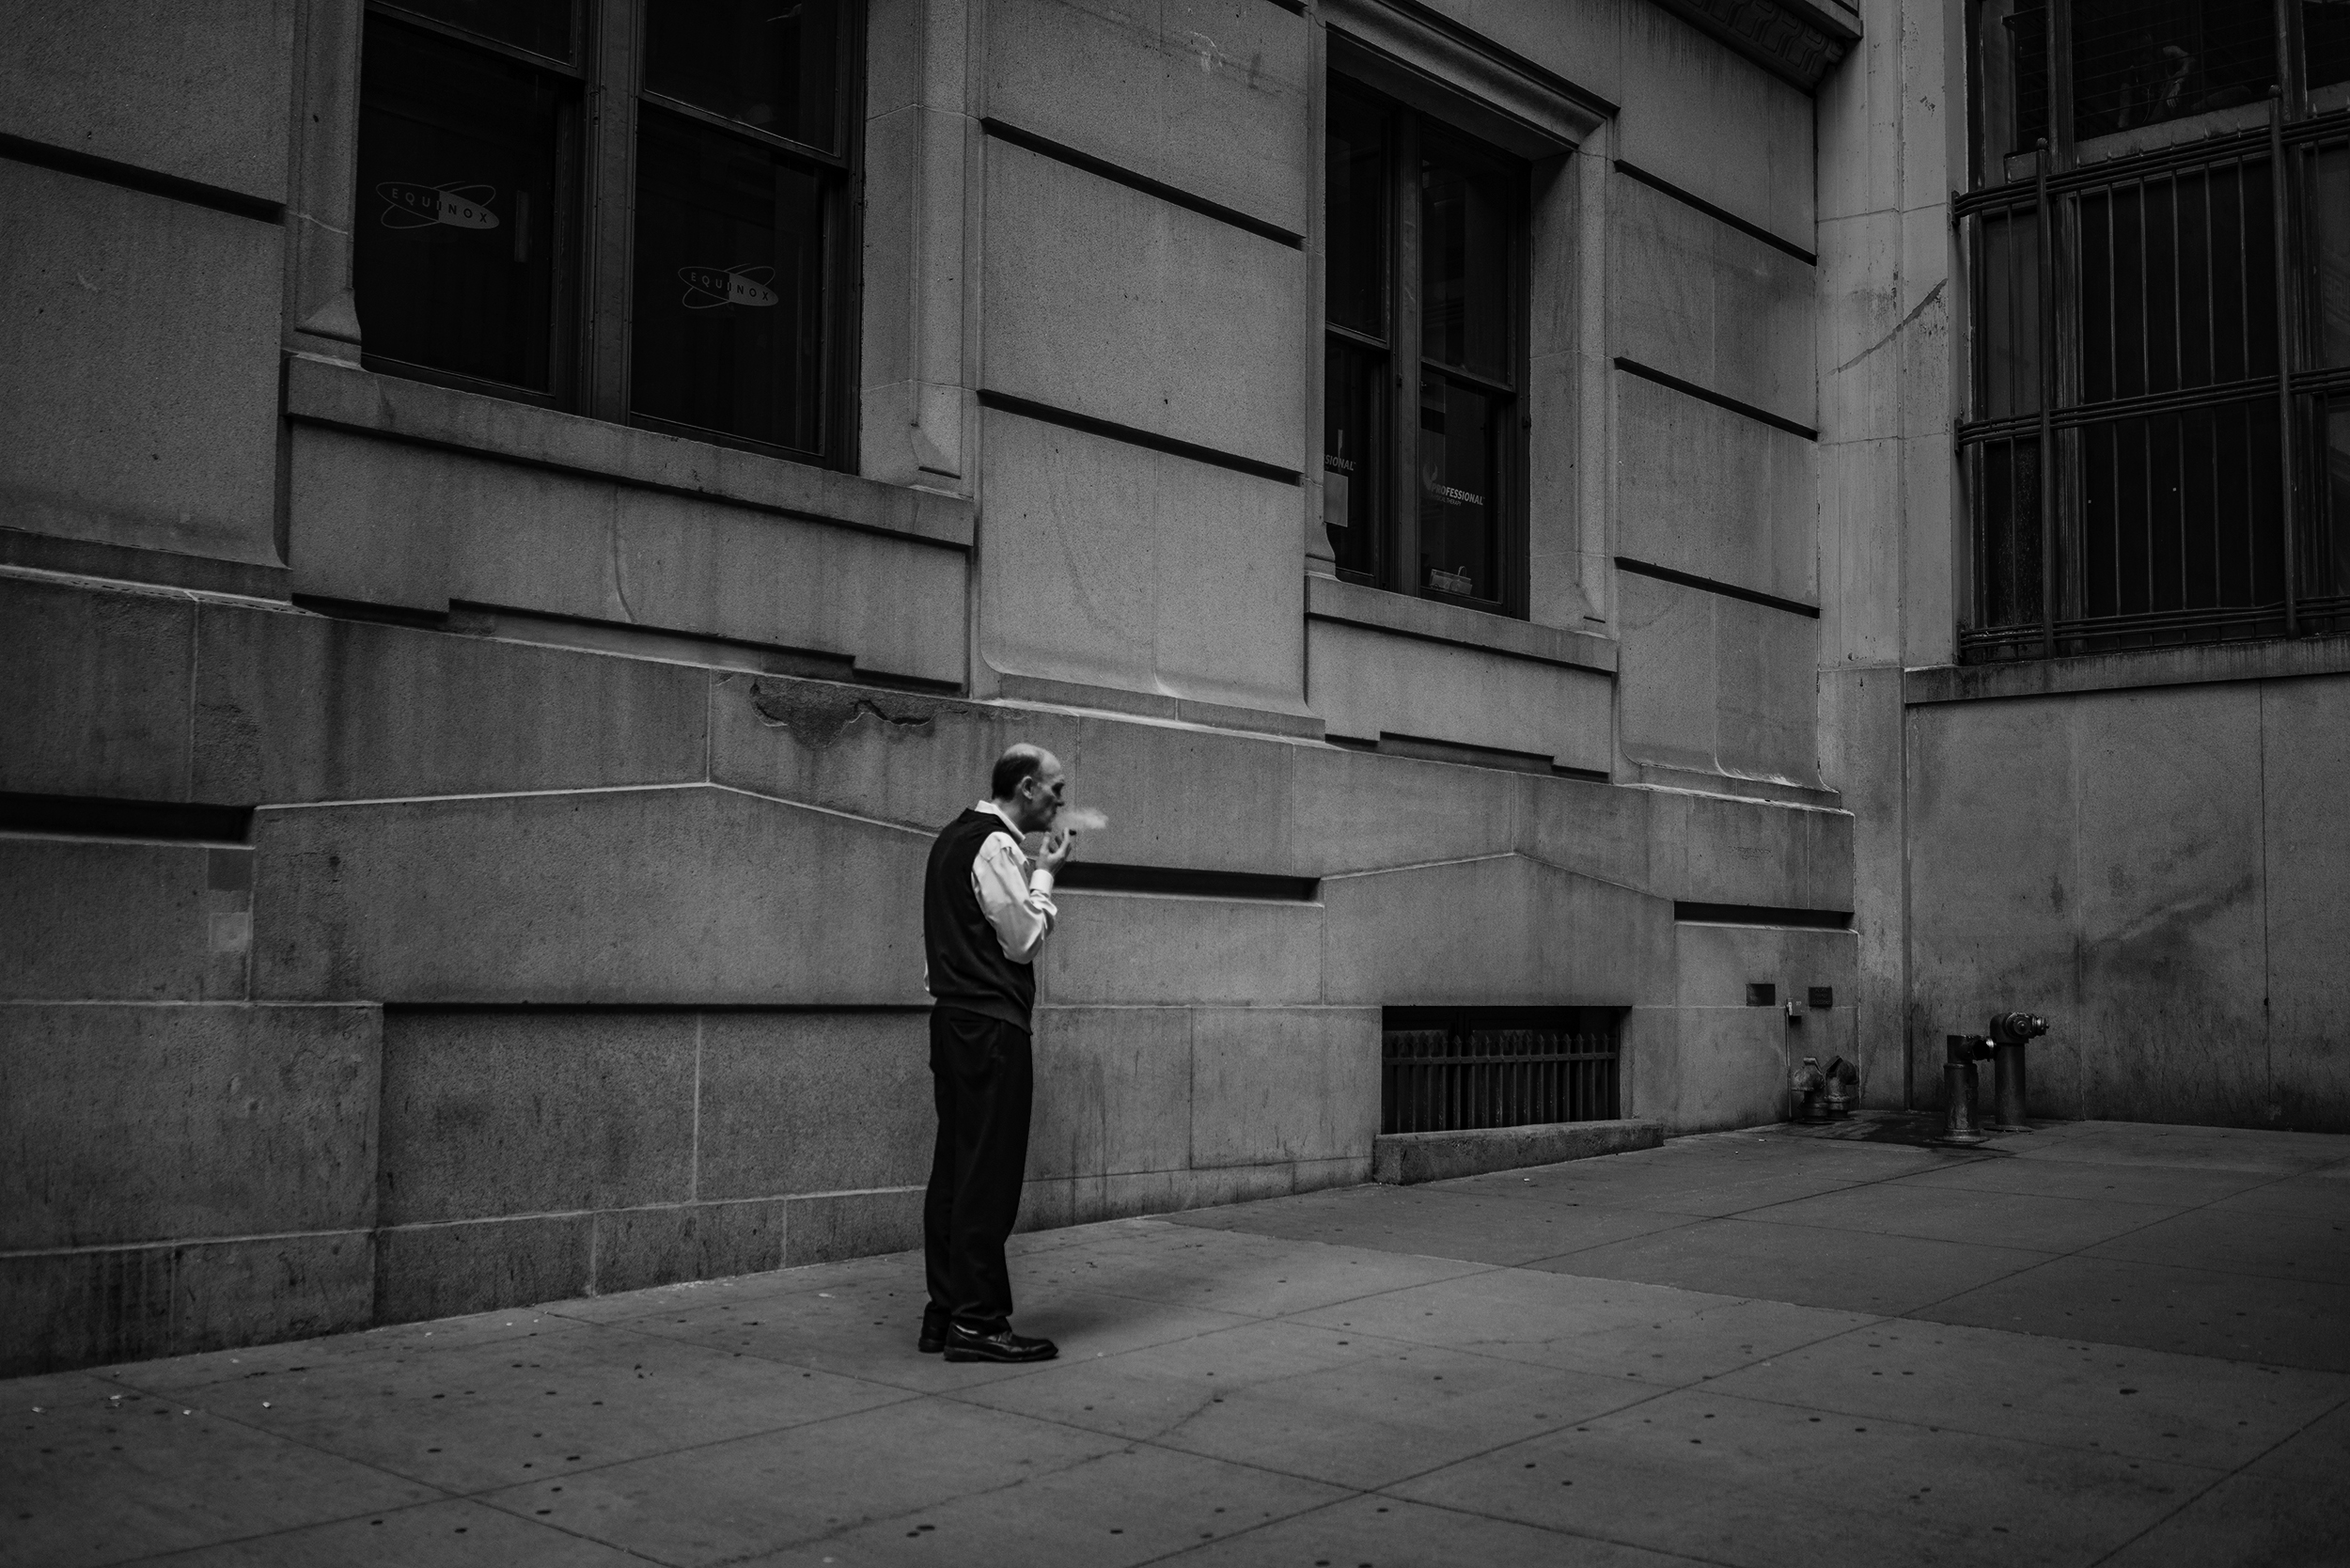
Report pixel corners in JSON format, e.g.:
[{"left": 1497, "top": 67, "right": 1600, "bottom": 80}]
[
  {"left": 1820, "top": 1055, "right": 1857, "bottom": 1119},
  {"left": 1938, "top": 1034, "right": 1991, "bottom": 1146},
  {"left": 1790, "top": 1056, "right": 1825, "bottom": 1122},
  {"left": 1986, "top": 1012, "right": 2047, "bottom": 1132}
]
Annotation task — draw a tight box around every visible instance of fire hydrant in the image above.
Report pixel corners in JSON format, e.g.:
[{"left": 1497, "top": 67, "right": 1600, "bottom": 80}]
[
  {"left": 1939, "top": 1034, "right": 1995, "bottom": 1145},
  {"left": 1987, "top": 1011, "right": 2048, "bottom": 1132},
  {"left": 1820, "top": 1056, "right": 1858, "bottom": 1119},
  {"left": 1790, "top": 1056, "right": 1825, "bottom": 1121}
]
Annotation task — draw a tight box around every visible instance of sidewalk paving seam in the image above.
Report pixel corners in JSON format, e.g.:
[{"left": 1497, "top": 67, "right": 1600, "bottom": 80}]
[
  {"left": 1658, "top": 1379, "right": 2244, "bottom": 1470},
  {"left": 1882, "top": 1155, "right": 2350, "bottom": 1363},
  {"left": 114, "top": 1492, "right": 677, "bottom": 1568},
  {"left": 555, "top": 1248, "right": 1885, "bottom": 1543},
  {"left": 1130, "top": 1491, "right": 1743, "bottom": 1568},
  {"left": 2081, "top": 1386, "right": 2350, "bottom": 1568},
  {"left": 1105, "top": 1306, "right": 1904, "bottom": 1568}
]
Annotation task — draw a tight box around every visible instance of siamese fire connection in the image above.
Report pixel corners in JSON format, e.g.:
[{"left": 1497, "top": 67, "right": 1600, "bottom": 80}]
[
  {"left": 1789, "top": 1056, "right": 1858, "bottom": 1122},
  {"left": 1940, "top": 1011, "right": 2050, "bottom": 1144}
]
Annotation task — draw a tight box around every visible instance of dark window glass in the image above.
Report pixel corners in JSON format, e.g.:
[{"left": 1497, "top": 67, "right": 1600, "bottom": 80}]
[
  {"left": 1326, "top": 92, "right": 1387, "bottom": 338},
  {"left": 2007, "top": 1, "right": 2050, "bottom": 153},
  {"left": 1323, "top": 339, "right": 1385, "bottom": 581},
  {"left": 1977, "top": 0, "right": 2047, "bottom": 180},
  {"left": 1418, "top": 375, "right": 1499, "bottom": 603},
  {"left": 631, "top": 110, "right": 829, "bottom": 453},
  {"left": 1979, "top": 208, "right": 2041, "bottom": 416},
  {"left": 2079, "top": 401, "right": 2280, "bottom": 616},
  {"left": 1974, "top": 437, "right": 2044, "bottom": 628},
  {"left": 645, "top": 0, "right": 840, "bottom": 148},
  {"left": 2311, "top": 1, "right": 2350, "bottom": 96},
  {"left": 2072, "top": 0, "right": 2275, "bottom": 143},
  {"left": 2321, "top": 401, "right": 2350, "bottom": 596},
  {"left": 1324, "top": 82, "right": 1521, "bottom": 610},
  {"left": 1419, "top": 142, "right": 1512, "bottom": 381},
  {"left": 355, "top": 16, "right": 566, "bottom": 391},
  {"left": 2313, "top": 148, "right": 2350, "bottom": 364},
  {"left": 386, "top": 0, "right": 573, "bottom": 58},
  {"left": 1962, "top": 0, "right": 2350, "bottom": 657},
  {"left": 2076, "top": 159, "right": 2275, "bottom": 402}
]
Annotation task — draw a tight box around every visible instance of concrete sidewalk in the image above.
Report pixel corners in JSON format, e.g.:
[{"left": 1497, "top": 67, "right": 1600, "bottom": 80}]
[{"left": 8, "top": 1120, "right": 2348, "bottom": 1567}]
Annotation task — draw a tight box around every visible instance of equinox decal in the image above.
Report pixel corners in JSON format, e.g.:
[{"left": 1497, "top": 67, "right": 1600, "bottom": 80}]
[
  {"left": 376, "top": 181, "right": 501, "bottom": 230},
  {"left": 679, "top": 264, "right": 779, "bottom": 309}
]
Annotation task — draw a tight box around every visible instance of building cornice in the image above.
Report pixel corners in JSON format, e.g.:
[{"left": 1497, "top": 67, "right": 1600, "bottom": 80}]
[{"left": 1645, "top": 0, "right": 1858, "bottom": 94}]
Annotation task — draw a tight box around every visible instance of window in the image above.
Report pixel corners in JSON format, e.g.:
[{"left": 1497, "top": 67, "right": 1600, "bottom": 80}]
[
  {"left": 1959, "top": 1, "right": 2350, "bottom": 660},
  {"left": 352, "top": 0, "right": 859, "bottom": 465},
  {"left": 1323, "top": 81, "right": 1528, "bottom": 615}
]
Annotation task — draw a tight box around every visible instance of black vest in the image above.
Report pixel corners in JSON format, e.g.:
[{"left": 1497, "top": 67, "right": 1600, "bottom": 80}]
[{"left": 923, "top": 808, "right": 1038, "bottom": 1030}]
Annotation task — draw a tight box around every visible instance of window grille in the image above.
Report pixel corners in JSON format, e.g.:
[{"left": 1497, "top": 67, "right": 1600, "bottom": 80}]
[
  {"left": 1959, "top": 1, "right": 2350, "bottom": 660},
  {"left": 1380, "top": 1008, "right": 1622, "bottom": 1136}
]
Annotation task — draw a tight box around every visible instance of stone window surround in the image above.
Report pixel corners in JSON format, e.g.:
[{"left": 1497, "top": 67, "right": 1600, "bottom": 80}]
[
  {"left": 281, "top": 0, "right": 888, "bottom": 522},
  {"left": 277, "top": 0, "right": 1618, "bottom": 701},
  {"left": 1309, "top": 0, "right": 1616, "bottom": 645},
  {"left": 282, "top": 352, "right": 975, "bottom": 553},
  {"left": 1306, "top": 572, "right": 1616, "bottom": 676}
]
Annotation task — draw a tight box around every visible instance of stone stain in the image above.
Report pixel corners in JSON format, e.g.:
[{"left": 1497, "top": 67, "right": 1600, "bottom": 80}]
[{"left": 747, "top": 678, "right": 983, "bottom": 749}]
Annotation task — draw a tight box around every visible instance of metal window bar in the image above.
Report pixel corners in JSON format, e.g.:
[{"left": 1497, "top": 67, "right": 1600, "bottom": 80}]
[
  {"left": 1956, "top": 102, "right": 2350, "bottom": 660},
  {"left": 1380, "top": 1020, "right": 1622, "bottom": 1136}
]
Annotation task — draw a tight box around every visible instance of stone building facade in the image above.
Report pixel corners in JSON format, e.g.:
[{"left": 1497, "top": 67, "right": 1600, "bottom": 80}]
[{"left": 3, "top": 0, "right": 2342, "bottom": 1377}]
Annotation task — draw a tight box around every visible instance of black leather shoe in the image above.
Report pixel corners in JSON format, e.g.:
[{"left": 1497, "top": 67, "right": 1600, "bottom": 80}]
[
  {"left": 917, "top": 1325, "right": 947, "bottom": 1355},
  {"left": 941, "top": 1325, "right": 1058, "bottom": 1363}
]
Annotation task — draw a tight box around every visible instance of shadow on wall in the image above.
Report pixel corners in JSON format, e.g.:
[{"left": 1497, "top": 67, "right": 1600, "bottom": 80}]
[{"left": 1904, "top": 678, "right": 2350, "bottom": 1133}]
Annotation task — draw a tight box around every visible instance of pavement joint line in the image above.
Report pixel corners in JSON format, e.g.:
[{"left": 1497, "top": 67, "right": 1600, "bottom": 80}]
[
  {"left": 555, "top": 1238, "right": 1905, "bottom": 1518},
  {"left": 1136, "top": 1171, "right": 2350, "bottom": 1404},
  {"left": 116, "top": 1491, "right": 681, "bottom": 1568},
  {"left": 41, "top": 1133, "right": 2345, "bottom": 1568},
  {"left": 1138, "top": 1299, "right": 1910, "bottom": 1505},
  {"left": 759, "top": 1438, "right": 1352, "bottom": 1567},
  {"left": 1129, "top": 1488, "right": 1742, "bottom": 1568},
  {"left": 2076, "top": 1384, "right": 2350, "bottom": 1568},
  {"left": 1878, "top": 1151, "right": 2350, "bottom": 1367},
  {"left": 1663, "top": 1378, "right": 2244, "bottom": 1472},
  {"left": 94, "top": 1323, "right": 941, "bottom": 1518},
  {"left": 2077, "top": 1382, "right": 2350, "bottom": 1568}
]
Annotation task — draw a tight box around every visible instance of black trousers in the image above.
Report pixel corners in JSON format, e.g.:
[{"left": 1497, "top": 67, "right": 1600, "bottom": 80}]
[{"left": 923, "top": 1007, "right": 1033, "bottom": 1334}]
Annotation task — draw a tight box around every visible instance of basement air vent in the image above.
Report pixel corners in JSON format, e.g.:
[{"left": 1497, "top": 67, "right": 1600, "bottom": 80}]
[{"left": 1380, "top": 1007, "right": 1622, "bottom": 1136}]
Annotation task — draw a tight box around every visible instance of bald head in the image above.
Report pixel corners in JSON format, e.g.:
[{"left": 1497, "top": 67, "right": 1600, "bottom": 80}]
[{"left": 990, "top": 744, "right": 1066, "bottom": 834}]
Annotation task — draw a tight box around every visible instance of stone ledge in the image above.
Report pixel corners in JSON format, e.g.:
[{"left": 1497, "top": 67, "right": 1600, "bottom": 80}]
[
  {"left": 0, "top": 526, "right": 289, "bottom": 602},
  {"left": 995, "top": 672, "right": 1326, "bottom": 741},
  {"left": 1905, "top": 634, "right": 2350, "bottom": 705},
  {"left": 1372, "top": 1118, "right": 1665, "bottom": 1184},
  {"left": 283, "top": 353, "right": 975, "bottom": 551},
  {"left": 1306, "top": 574, "right": 1619, "bottom": 674}
]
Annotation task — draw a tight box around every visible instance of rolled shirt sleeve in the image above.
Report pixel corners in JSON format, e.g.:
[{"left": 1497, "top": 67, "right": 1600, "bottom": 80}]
[{"left": 972, "top": 830, "right": 1058, "bottom": 963}]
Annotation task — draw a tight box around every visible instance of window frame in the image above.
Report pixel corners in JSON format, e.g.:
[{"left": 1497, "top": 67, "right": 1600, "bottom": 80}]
[
  {"left": 356, "top": 0, "right": 866, "bottom": 471},
  {"left": 1956, "top": 0, "right": 2350, "bottom": 661},
  {"left": 1324, "top": 72, "right": 1532, "bottom": 621}
]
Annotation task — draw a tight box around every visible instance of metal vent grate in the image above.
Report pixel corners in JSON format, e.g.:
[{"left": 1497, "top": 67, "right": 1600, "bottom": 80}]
[{"left": 1380, "top": 1007, "right": 1622, "bottom": 1136}]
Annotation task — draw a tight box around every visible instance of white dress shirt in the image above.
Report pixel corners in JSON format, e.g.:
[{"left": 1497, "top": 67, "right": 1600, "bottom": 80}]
[{"left": 970, "top": 801, "right": 1059, "bottom": 962}]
